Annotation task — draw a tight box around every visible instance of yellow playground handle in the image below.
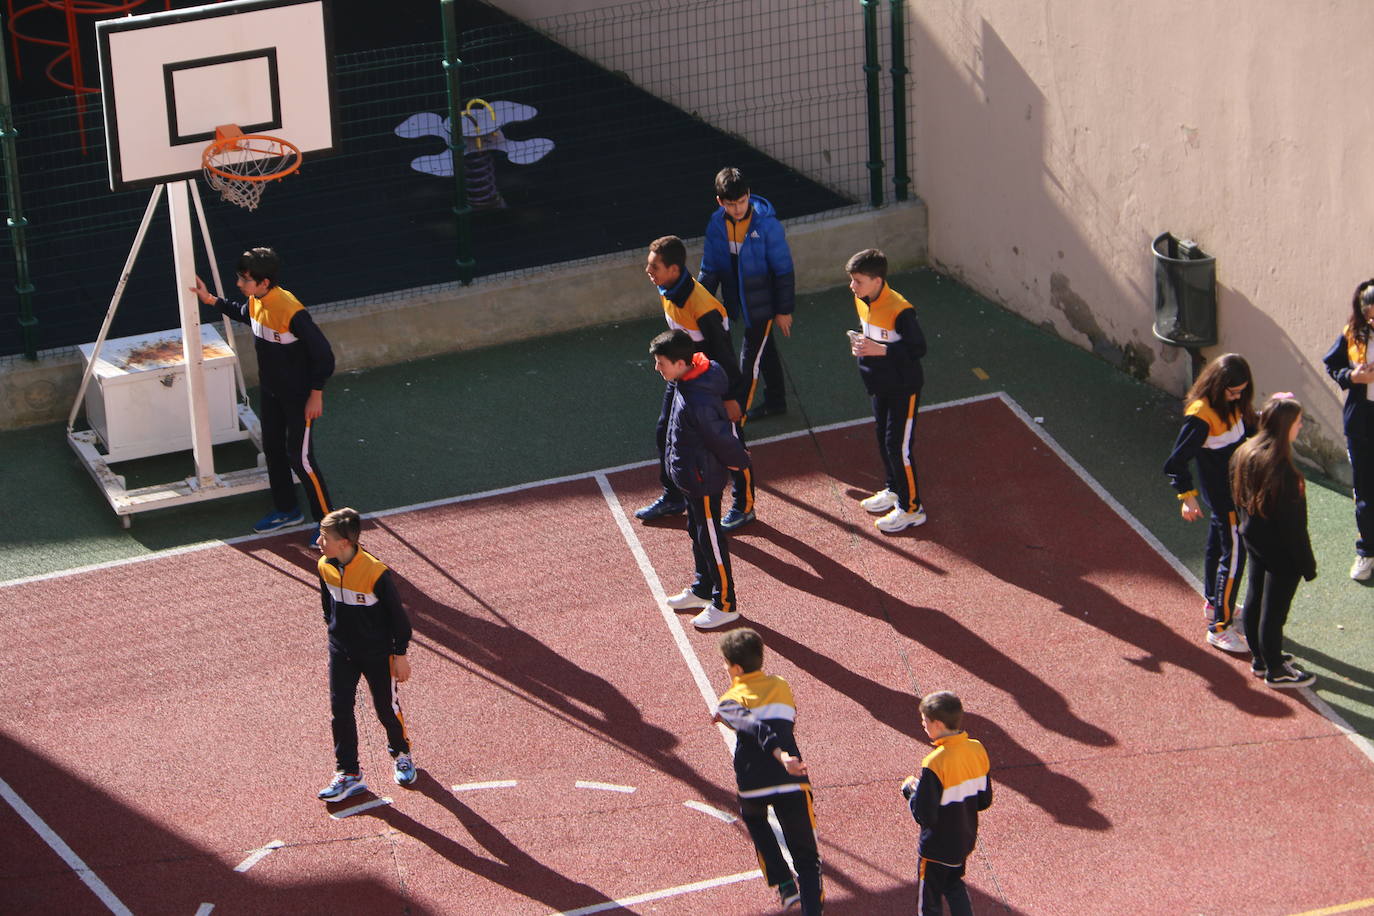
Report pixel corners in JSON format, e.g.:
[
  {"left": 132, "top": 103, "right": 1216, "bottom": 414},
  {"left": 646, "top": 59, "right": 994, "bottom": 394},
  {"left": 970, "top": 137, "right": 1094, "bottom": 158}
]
[{"left": 462, "top": 98, "right": 499, "bottom": 149}]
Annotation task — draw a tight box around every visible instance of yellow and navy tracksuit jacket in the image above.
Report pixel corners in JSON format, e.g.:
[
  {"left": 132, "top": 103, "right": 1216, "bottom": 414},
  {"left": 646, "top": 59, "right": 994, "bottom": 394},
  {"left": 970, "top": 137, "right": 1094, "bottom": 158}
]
[
  {"left": 1323, "top": 324, "right": 1374, "bottom": 439},
  {"left": 715, "top": 670, "right": 809, "bottom": 798},
  {"left": 902, "top": 731, "right": 992, "bottom": 867},
  {"left": 661, "top": 274, "right": 746, "bottom": 404},
  {"left": 211, "top": 286, "right": 334, "bottom": 400},
  {"left": 1163, "top": 399, "right": 1249, "bottom": 507},
  {"left": 318, "top": 549, "right": 411, "bottom": 659},
  {"left": 854, "top": 283, "right": 926, "bottom": 396}
]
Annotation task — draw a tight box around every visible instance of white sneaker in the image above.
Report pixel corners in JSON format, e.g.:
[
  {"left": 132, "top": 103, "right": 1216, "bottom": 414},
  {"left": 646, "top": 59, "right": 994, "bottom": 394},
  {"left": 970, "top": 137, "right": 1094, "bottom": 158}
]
[
  {"left": 691, "top": 606, "right": 742, "bottom": 629},
  {"left": 875, "top": 506, "right": 927, "bottom": 533},
  {"left": 666, "top": 588, "right": 713, "bottom": 610},
  {"left": 1205, "top": 626, "right": 1248, "bottom": 654},
  {"left": 859, "top": 488, "right": 898, "bottom": 513},
  {"left": 1350, "top": 555, "right": 1374, "bottom": 581}
]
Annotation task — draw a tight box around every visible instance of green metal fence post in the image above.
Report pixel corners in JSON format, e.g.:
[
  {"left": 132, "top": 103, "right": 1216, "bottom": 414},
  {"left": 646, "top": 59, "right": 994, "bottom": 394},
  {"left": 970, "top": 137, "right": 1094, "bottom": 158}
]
[
  {"left": 441, "top": 0, "right": 475, "bottom": 284},
  {"left": 0, "top": 17, "right": 38, "bottom": 359},
  {"left": 888, "top": 0, "right": 909, "bottom": 202},
  {"left": 861, "top": 0, "right": 884, "bottom": 207}
]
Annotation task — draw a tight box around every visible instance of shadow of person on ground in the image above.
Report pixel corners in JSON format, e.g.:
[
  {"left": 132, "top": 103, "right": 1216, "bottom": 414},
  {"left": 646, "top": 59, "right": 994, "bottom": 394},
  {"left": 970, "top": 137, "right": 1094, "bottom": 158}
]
[
  {"left": 729, "top": 524, "right": 1117, "bottom": 751},
  {"left": 360, "top": 770, "right": 614, "bottom": 913}
]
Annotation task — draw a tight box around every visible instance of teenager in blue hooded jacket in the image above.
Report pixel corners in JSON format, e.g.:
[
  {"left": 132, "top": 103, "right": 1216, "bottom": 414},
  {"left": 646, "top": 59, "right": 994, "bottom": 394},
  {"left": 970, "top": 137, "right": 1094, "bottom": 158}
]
[
  {"left": 699, "top": 168, "right": 797, "bottom": 436},
  {"left": 650, "top": 329, "right": 751, "bottom": 630}
]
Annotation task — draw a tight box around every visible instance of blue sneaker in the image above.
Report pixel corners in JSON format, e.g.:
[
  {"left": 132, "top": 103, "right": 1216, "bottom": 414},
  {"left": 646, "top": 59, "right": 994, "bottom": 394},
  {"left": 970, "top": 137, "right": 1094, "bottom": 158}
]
[
  {"left": 394, "top": 753, "right": 418, "bottom": 786},
  {"left": 308, "top": 526, "right": 322, "bottom": 548},
  {"left": 253, "top": 508, "right": 304, "bottom": 533}
]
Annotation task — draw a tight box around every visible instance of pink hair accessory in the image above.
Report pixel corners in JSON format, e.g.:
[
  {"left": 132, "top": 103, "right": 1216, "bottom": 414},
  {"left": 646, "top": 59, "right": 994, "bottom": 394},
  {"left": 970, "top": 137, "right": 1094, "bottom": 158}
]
[{"left": 1271, "top": 391, "right": 1295, "bottom": 400}]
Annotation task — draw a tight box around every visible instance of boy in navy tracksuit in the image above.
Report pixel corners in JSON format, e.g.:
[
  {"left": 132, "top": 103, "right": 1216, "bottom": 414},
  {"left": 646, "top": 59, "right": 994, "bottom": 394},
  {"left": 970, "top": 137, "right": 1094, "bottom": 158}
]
[
  {"left": 714, "top": 627, "right": 822, "bottom": 914},
  {"left": 698, "top": 167, "right": 796, "bottom": 430},
  {"left": 846, "top": 248, "right": 929, "bottom": 534},
  {"left": 192, "top": 247, "right": 334, "bottom": 543},
  {"left": 649, "top": 329, "right": 751, "bottom": 630},
  {"left": 900, "top": 691, "right": 992, "bottom": 916},
  {"left": 637, "top": 235, "right": 757, "bottom": 531},
  {"left": 315, "top": 507, "right": 417, "bottom": 801}
]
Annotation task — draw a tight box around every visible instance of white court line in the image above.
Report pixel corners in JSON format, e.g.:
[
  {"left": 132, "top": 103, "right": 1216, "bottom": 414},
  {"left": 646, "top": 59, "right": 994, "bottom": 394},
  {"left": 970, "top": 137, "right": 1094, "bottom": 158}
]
[
  {"left": 0, "top": 775, "right": 133, "bottom": 915},
  {"left": 233, "top": 839, "right": 284, "bottom": 873},
  {"left": 547, "top": 869, "right": 762, "bottom": 916},
  {"left": 328, "top": 796, "right": 392, "bottom": 819},
  {"left": 683, "top": 800, "right": 738, "bottom": 824},
  {"left": 574, "top": 780, "right": 636, "bottom": 793},
  {"left": 0, "top": 394, "right": 999, "bottom": 591},
  {"left": 997, "top": 391, "right": 1374, "bottom": 768},
  {"left": 452, "top": 780, "right": 518, "bottom": 792},
  {"left": 194, "top": 904, "right": 214, "bottom": 916}
]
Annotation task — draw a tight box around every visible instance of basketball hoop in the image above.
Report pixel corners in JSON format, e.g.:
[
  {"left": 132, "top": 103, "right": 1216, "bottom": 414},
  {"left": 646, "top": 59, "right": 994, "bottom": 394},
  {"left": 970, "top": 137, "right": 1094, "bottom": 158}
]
[{"left": 202, "top": 125, "right": 302, "bottom": 211}]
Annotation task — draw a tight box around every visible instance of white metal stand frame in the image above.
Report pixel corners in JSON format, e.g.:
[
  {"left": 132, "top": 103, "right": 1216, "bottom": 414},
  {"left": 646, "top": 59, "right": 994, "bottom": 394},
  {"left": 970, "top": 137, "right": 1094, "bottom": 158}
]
[{"left": 66, "top": 179, "right": 270, "bottom": 527}]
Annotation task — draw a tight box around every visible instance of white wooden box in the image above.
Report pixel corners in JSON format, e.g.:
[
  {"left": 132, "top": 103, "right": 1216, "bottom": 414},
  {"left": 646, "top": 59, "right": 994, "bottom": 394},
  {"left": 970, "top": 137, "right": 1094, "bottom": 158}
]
[{"left": 79, "top": 325, "right": 242, "bottom": 462}]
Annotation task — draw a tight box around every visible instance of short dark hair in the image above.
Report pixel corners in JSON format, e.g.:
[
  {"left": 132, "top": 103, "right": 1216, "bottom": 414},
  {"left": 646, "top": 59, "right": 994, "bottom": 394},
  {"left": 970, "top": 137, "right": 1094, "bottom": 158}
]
[
  {"left": 920, "top": 690, "right": 963, "bottom": 731},
  {"left": 715, "top": 167, "right": 749, "bottom": 201},
  {"left": 649, "top": 329, "right": 697, "bottom": 364},
  {"left": 845, "top": 248, "right": 887, "bottom": 279},
  {"left": 649, "top": 235, "right": 687, "bottom": 273},
  {"left": 237, "top": 247, "right": 281, "bottom": 286},
  {"left": 320, "top": 507, "right": 362, "bottom": 544},
  {"left": 719, "top": 627, "right": 764, "bottom": 672}
]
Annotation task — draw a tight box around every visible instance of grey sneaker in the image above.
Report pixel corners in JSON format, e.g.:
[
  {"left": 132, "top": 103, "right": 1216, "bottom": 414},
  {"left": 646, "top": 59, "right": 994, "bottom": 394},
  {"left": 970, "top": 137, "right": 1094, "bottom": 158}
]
[
  {"left": 318, "top": 772, "right": 367, "bottom": 802},
  {"left": 859, "top": 488, "right": 898, "bottom": 513},
  {"left": 1205, "top": 626, "right": 1247, "bottom": 654},
  {"left": 393, "top": 754, "right": 417, "bottom": 786},
  {"left": 1351, "top": 555, "right": 1374, "bottom": 581}
]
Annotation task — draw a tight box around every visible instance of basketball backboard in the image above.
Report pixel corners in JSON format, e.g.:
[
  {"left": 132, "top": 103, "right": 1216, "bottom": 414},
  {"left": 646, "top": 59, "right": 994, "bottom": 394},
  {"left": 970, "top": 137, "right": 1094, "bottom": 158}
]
[{"left": 96, "top": 0, "right": 336, "bottom": 191}]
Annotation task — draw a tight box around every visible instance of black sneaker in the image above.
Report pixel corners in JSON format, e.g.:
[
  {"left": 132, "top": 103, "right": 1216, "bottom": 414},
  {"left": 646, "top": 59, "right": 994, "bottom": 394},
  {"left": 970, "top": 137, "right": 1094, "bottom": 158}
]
[
  {"left": 721, "top": 507, "right": 756, "bottom": 531},
  {"left": 1250, "top": 652, "right": 1294, "bottom": 678},
  {"left": 777, "top": 878, "right": 801, "bottom": 910},
  {"left": 746, "top": 402, "right": 786, "bottom": 422},
  {"left": 634, "top": 495, "right": 687, "bottom": 521},
  {"left": 1265, "top": 662, "right": 1315, "bottom": 689}
]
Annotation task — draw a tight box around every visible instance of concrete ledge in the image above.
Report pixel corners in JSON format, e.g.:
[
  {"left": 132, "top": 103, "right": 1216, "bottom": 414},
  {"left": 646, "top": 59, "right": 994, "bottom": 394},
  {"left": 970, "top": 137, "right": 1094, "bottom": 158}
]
[{"left": 1, "top": 200, "right": 926, "bottom": 431}]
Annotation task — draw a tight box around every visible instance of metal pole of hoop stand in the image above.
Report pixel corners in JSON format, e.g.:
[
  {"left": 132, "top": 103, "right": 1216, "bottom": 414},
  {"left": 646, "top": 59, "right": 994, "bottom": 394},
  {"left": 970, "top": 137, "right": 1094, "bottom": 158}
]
[{"left": 441, "top": 0, "right": 475, "bottom": 284}]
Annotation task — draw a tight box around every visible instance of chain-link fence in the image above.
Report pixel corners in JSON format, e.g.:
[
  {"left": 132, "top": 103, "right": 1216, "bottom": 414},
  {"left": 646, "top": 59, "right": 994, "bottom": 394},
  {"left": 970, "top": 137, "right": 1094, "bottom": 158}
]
[{"left": 1, "top": 0, "right": 908, "bottom": 358}]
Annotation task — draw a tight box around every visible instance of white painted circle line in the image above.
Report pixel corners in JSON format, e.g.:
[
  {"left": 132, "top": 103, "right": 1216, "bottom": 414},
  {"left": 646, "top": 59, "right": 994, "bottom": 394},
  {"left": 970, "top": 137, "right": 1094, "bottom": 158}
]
[
  {"left": 451, "top": 780, "right": 519, "bottom": 792},
  {"left": 683, "top": 800, "right": 738, "bottom": 823},
  {"left": 193, "top": 904, "right": 215, "bottom": 916},
  {"left": 233, "top": 839, "right": 285, "bottom": 873},
  {"left": 329, "top": 796, "right": 393, "bottom": 819},
  {"left": 547, "top": 868, "right": 762, "bottom": 916},
  {"left": 574, "top": 780, "right": 636, "bottom": 793}
]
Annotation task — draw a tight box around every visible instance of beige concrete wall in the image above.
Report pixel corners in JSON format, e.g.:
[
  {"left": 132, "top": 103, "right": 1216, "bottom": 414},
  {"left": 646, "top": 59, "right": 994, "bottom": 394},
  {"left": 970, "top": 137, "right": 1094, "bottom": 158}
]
[
  {"left": 0, "top": 202, "right": 925, "bottom": 430},
  {"left": 911, "top": 1, "right": 1374, "bottom": 475},
  {"left": 486, "top": 0, "right": 885, "bottom": 203}
]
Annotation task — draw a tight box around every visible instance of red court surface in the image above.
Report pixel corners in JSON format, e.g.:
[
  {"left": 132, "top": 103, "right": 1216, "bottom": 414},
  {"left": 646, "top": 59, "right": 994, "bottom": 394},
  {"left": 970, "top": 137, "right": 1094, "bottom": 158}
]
[{"left": 2, "top": 394, "right": 1372, "bottom": 915}]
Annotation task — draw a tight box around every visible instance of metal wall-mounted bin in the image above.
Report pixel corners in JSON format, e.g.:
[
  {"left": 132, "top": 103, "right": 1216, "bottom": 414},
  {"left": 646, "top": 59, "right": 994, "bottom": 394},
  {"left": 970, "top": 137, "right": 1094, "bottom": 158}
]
[{"left": 1152, "top": 232, "right": 1217, "bottom": 348}]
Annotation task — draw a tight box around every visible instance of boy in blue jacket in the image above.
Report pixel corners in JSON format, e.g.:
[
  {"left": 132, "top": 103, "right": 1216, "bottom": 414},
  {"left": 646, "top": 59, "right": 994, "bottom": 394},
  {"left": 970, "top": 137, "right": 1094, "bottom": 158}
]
[
  {"left": 649, "top": 329, "right": 751, "bottom": 629},
  {"left": 699, "top": 167, "right": 797, "bottom": 432}
]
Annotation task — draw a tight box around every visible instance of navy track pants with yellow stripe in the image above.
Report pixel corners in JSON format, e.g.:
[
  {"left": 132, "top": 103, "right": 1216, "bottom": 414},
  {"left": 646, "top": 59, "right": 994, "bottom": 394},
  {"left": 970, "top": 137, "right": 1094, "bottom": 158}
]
[
  {"left": 872, "top": 390, "right": 922, "bottom": 513},
  {"left": 261, "top": 386, "right": 332, "bottom": 522},
  {"left": 685, "top": 493, "right": 736, "bottom": 613}
]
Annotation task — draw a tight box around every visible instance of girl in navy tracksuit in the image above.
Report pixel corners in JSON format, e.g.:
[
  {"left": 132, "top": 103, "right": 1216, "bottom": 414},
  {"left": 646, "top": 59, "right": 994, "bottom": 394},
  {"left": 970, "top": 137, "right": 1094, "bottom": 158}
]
[
  {"left": 1322, "top": 279, "right": 1374, "bottom": 582},
  {"left": 1163, "top": 353, "right": 1255, "bottom": 653}
]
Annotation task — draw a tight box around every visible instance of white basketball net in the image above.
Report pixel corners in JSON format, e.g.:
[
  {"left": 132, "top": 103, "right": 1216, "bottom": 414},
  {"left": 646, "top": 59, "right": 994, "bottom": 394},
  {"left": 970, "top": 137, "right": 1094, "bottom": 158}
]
[{"left": 202, "top": 136, "right": 300, "bottom": 211}]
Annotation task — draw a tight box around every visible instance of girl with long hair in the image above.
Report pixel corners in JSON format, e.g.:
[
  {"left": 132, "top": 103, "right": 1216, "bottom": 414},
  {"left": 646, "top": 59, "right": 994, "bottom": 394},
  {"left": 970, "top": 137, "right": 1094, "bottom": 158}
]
[
  {"left": 1229, "top": 395, "right": 1317, "bottom": 688},
  {"left": 1321, "top": 279, "right": 1374, "bottom": 581},
  {"left": 1163, "top": 353, "right": 1256, "bottom": 653}
]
